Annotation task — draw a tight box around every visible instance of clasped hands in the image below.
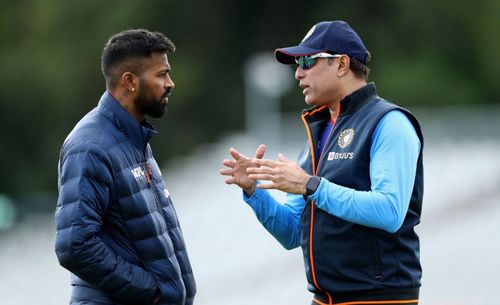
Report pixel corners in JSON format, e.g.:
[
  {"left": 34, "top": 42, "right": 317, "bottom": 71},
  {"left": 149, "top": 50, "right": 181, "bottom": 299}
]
[{"left": 220, "top": 144, "right": 311, "bottom": 196}]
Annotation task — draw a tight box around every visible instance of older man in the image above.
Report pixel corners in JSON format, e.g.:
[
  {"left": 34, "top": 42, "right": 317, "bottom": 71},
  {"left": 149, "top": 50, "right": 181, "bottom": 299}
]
[{"left": 222, "top": 20, "right": 423, "bottom": 305}]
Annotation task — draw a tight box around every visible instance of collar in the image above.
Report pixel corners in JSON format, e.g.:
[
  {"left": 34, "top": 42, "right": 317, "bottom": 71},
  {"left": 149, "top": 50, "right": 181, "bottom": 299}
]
[
  {"left": 97, "top": 91, "right": 157, "bottom": 149},
  {"left": 302, "top": 82, "right": 378, "bottom": 121},
  {"left": 339, "top": 82, "right": 377, "bottom": 115}
]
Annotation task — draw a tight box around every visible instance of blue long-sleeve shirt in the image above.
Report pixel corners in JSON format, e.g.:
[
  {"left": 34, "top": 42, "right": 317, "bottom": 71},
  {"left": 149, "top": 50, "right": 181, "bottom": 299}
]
[{"left": 243, "top": 110, "right": 421, "bottom": 250}]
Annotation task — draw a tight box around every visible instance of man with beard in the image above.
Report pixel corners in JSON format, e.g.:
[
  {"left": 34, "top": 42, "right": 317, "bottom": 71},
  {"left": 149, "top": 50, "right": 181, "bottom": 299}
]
[{"left": 55, "top": 29, "right": 196, "bottom": 305}]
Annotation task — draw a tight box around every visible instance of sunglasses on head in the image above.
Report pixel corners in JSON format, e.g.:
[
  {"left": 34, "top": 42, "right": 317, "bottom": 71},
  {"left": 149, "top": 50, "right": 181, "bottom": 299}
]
[{"left": 295, "top": 53, "right": 342, "bottom": 70}]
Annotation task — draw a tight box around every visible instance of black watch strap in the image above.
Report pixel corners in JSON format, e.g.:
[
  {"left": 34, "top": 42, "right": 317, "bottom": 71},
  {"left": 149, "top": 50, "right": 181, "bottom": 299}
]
[{"left": 305, "top": 176, "right": 321, "bottom": 196}]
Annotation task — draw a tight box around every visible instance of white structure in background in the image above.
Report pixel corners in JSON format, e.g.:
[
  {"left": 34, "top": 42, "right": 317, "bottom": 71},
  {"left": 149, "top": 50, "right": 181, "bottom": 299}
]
[
  {"left": 0, "top": 194, "right": 16, "bottom": 231},
  {"left": 244, "top": 52, "right": 294, "bottom": 145}
]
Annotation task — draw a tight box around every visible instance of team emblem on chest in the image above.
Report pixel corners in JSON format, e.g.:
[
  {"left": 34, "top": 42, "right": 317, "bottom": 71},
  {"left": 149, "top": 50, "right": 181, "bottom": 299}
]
[
  {"left": 338, "top": 128, "right": 355, "bottom": 149},
  {"left": 131, "top": 163, "right": 153, "bottom": 184}
]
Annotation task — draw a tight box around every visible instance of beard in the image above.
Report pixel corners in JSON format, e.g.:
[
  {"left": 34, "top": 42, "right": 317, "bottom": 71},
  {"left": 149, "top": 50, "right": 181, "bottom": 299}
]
[{"left": 134, "top": 81, "right": 169, "bottom": 119}]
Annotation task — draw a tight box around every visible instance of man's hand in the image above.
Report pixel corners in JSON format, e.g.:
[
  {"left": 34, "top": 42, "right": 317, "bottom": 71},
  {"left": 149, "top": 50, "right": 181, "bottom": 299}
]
[
  {"left": 220, "top": 144, "right": 266, "bottom": 196},
  {"left": 153, "top": 287, "right": 162, "bottom": 304},
  {"left": 247, "top": 153, "right": 311, "bottom": 195}
]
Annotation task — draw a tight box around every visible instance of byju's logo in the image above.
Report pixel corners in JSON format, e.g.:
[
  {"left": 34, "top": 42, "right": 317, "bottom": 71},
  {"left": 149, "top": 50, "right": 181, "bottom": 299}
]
[{"left": 327, "top": 151, "right": 354, "bottom": 160}]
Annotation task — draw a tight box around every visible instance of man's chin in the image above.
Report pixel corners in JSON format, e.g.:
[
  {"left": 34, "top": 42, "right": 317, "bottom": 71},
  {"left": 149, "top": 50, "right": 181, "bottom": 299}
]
[
  {"left": 305, "top": 97, "right": 330, "bottom": 108},
  {"left": 146, "top": 106, "right": 167, "bottom": 119},
  {"left": 151, "top": 111, "right": 166, "bottom": 119},
  {"left": 304, "top": 97, "right": 318, "bottom": 106}
]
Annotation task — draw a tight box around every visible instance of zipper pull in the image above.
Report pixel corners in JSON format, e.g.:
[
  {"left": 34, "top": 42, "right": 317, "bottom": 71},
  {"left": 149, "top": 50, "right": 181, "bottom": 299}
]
[{"left": 145, "top": 162, "right": 153, "bottom": 184}]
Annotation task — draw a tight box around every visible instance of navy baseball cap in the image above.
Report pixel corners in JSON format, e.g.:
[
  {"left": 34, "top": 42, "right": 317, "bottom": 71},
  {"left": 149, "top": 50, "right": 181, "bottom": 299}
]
[{"left": 275, "top": 20, "right": 368, "bottom": 65}]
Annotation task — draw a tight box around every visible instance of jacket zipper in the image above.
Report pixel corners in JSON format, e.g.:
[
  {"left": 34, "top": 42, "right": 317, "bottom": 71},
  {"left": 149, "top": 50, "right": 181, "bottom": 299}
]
[
  {"left": 143, "top": 148, "right": 161, "bottom": 209},
  {"left": 144, "top": 147, "right": 170, "bottom": 230},
  {"left": 301, "top": 105, "right": 339, "bottom": 305}
]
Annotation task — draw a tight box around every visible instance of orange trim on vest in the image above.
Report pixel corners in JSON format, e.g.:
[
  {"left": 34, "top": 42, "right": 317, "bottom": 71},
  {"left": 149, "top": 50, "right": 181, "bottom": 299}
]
[
  {"left": 304, "top": 105, "right": 330, "bottom": 117},
  {"left": 313, "top": 298, "right": 419, "bottom": 305},
  {"left": 301, "top": 107, "right": 334, "bottom": 304}
]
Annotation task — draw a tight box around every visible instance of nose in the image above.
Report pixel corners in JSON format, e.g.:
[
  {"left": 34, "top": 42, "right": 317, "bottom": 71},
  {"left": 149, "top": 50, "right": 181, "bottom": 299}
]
[
  {"left": 295, "top": 66, "right": 305, "bottom": 80},
  {"left": 165, "top": 74, "right": 175, "bottom": 90}
]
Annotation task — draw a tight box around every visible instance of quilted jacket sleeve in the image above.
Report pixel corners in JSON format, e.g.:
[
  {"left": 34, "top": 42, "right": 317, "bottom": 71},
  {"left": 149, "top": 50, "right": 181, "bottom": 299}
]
[{"left": 55, "top": 142, "right": 158, "bottom": 304}]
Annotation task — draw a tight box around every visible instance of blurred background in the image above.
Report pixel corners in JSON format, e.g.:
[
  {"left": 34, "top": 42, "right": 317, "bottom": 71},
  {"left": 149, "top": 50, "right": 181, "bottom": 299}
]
[{"left": 0, "top": 0, "right": 499, "bottom": 304}]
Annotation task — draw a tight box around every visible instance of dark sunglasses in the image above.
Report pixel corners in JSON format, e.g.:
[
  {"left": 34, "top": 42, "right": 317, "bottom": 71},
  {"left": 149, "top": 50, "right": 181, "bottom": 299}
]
[{"left": 295, "top": 53, "right": 342, "bottom": 70}]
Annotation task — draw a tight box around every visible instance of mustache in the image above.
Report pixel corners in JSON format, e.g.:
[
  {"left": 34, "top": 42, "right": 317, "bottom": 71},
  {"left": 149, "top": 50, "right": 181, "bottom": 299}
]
[{"left": 162, "top": 87, "right": 173, "bottom": 99}]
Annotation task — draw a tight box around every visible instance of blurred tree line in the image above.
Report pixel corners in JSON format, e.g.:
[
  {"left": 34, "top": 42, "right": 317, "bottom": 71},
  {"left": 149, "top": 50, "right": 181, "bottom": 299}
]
[{"left": 0, "top": 0, "right": 498, "bottom": 199}]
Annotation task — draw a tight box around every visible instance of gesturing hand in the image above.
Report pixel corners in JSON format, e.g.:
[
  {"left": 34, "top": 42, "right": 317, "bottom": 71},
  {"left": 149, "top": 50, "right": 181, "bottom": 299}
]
[
  {"left": 220, "top": 144, "right": 266, "bottom": 196},
  {"left": 246, "top": 153, "right": 311, "bottom": 195}
]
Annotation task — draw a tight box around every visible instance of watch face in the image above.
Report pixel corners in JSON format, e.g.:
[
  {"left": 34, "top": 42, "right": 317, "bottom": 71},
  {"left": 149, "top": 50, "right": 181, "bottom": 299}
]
[{"left": 306, "top": 176, "right": 320, "bottom": 196}]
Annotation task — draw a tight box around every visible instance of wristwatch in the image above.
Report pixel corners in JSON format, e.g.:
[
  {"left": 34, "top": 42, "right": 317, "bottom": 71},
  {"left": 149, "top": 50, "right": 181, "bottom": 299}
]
[{"left": 305, "top": 176, "right": 321, "bottom": 197}]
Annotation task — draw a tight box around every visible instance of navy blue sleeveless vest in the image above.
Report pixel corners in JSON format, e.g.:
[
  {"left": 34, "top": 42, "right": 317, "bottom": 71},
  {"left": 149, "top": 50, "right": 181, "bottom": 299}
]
[{"left": 297, "top": 83, "right": 423, "bottom": 303}]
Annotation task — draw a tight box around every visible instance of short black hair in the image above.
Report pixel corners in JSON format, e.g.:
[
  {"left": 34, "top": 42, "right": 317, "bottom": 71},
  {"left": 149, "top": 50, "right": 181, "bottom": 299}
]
[
  {"left": 101, "top": 29, "right": 175, "bottom": 88},
  {"left": 349, "top": 51, "right": 371, "bottom": 81}
]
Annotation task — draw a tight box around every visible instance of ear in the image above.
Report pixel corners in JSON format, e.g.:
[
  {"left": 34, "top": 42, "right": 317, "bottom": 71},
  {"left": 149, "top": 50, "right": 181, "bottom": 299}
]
[
  {"left": 120, "top": 71, "right": 138, "bottom": 92},
  {"left": 337, "top": 55, "right": 350, "bottom": 77}
]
